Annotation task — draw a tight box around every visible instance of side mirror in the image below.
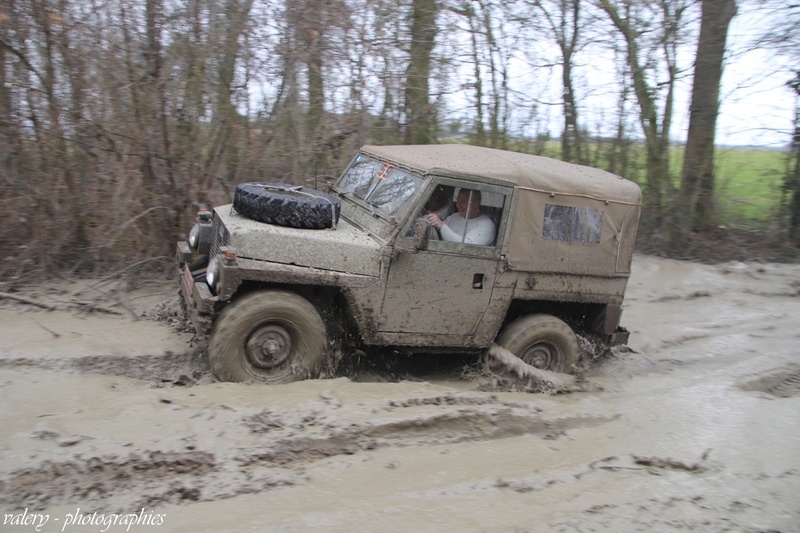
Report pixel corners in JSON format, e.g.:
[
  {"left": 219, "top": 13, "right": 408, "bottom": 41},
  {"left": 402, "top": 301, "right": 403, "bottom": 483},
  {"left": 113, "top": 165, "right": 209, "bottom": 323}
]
[{"left": 412, "top": 217, "right": 430, "bottom": 251}]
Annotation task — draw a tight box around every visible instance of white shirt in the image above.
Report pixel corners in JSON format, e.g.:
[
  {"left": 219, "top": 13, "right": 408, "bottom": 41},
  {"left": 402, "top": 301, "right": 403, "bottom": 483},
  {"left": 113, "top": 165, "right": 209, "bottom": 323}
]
[{"left": 439, "top": 213, "right": 496, "bottom": 246}]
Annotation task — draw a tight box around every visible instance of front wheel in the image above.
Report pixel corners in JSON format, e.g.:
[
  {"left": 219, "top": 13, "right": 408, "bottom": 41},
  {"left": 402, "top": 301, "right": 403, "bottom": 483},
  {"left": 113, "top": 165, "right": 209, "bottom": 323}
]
[
  {"left": 495, "top": 314, "right": 579, "bottom": 373},
  {"left": 209, "top": 291, "right": 327, "bottom": 384}
]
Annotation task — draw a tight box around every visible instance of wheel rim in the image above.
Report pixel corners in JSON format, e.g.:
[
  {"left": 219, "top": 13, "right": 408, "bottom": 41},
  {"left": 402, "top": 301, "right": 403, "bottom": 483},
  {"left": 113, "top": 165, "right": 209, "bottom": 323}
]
[
  {"left": 246, "top": 323, "right": 293, "bottom": 370},
  {"left": 520, "top": 341, "right": 560, "bottom": 370}
]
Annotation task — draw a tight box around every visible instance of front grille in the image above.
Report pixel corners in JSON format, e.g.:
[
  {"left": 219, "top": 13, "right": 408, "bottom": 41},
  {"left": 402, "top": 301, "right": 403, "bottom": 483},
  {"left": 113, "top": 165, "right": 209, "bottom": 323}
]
[{"left": 209, "top": 212, "right": 230, "bottom": 259}]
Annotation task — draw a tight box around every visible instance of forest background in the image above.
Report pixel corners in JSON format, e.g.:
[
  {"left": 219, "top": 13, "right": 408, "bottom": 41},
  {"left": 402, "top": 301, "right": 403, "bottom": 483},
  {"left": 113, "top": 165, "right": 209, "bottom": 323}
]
[{"left": 1, "top": 0, "right": 799, "bottom": 280}]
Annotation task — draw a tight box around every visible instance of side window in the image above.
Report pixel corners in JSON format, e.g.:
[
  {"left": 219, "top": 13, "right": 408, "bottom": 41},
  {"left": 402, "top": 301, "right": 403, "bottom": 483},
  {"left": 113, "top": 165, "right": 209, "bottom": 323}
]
[
  {"left": 422, "top": 184, "right": 454, "bottom": 219},
  {"left": 542, "top": 204, "right": 603, "bottom": 244},
  {"left": 421, "top": 184, "right": 507, "bottom": 248}
]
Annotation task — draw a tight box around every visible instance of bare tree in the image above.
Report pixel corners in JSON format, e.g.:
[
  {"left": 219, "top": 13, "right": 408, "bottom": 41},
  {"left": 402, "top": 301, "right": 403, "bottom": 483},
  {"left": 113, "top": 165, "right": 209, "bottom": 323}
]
[
  {"left": 672, "top": 0, "right": 737, "bottom": 245},
  {"left": 598, "top": 0, "right": 691, "bottom": 229},
  {"left": 605, "top": 46, "right": 636, "bottom": 178},
  {"left": 475, "top": 0, "right": 509, "bottom": 148},
  {"left": 755, "top": 1, "right": 800, "bottom": 242},
  {"left": 788, "top": 72, "right": 800, "bottom": 243},
  {"left": 527, "top": 0, "right": 587, "bottom": 163},
  {"left": 369, "top": 0, "right": 408, "bottom": 146},
  {"left": 1, "top": 0, "right": 795, "bottom": 277}
]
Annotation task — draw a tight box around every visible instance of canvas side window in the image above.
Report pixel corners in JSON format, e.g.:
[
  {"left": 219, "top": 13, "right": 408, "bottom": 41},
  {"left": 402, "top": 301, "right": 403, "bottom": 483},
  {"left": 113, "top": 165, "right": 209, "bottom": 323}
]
[{"left": 543, "top": 204, "right": 603, "bottom": 244}]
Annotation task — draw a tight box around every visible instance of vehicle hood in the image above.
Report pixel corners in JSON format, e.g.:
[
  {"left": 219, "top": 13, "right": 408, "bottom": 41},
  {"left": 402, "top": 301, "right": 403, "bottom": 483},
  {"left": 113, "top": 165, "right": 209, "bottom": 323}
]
[{"left": 214, "top": 204, "right": 382, "bottom": 277}]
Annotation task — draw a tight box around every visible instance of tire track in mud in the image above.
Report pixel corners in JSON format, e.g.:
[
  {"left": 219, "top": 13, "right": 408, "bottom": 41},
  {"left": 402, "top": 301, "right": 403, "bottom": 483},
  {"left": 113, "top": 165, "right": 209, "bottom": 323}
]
[
  {"left": 239, "top": 394, "right": 616, "bottom": 468},
  {"left": 739, "top": 365, "right": 800, "bottom": 398},
  {"left": 552, "top": 464, "right": 800, "bottom": 531},
  {"left": 0, "top": 348, "right": 214, "bottom": 387},
  {"left": 0, "top": 451, "right": 216, "bottom": 511},
  {"left": 467, "top": 452, "right": 799, "bottom": 531},
  {"left": 0, "top": 394, "right": 617, "bottom": 511}
]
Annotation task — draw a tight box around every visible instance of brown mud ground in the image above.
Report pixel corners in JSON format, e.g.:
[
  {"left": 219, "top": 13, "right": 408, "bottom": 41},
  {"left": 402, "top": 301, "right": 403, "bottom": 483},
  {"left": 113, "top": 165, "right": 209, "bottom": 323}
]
[{"left": 0, "top": 254, "right": 799, "bottom": 532}]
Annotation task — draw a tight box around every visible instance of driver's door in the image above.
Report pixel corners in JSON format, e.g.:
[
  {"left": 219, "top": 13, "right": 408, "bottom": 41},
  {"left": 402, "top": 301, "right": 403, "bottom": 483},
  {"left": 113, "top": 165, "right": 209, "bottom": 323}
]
[
  {"left": 379, "top": 250, "right": 498, "bottom": 337},
  {"left": 377, "top": 179, "right": 512, "bottom": 340}
]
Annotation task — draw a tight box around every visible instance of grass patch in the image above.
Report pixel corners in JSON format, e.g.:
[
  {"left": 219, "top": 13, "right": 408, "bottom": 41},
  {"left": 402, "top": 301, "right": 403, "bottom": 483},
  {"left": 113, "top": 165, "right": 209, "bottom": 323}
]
[
  {"left": 665, "top": 144, "right": 787, "bottom": 225},
  {"left": 714, "top": 147, "right": 788, "bottom": 225}
]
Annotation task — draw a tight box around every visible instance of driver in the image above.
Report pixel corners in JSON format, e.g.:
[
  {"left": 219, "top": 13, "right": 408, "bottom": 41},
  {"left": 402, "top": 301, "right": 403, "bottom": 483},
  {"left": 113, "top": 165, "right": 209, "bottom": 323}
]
[{"left": 426, "top": 189, "right": 495, "bottom": 246}]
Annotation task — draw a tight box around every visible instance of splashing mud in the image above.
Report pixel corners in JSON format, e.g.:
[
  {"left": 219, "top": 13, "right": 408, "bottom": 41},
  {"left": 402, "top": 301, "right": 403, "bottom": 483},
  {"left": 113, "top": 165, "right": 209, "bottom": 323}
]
[
  {"left": 0, "top": 255, "right": 799, "bottom": 532},
  {"left": 482, "top": 343, "right": 576, "bottom": 391}
]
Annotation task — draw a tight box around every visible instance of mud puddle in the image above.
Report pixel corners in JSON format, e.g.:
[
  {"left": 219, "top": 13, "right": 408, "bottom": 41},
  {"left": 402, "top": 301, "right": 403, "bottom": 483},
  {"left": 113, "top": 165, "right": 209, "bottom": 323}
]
[{"left": 1, "top": 255, "right": 799, "bottom": 532}]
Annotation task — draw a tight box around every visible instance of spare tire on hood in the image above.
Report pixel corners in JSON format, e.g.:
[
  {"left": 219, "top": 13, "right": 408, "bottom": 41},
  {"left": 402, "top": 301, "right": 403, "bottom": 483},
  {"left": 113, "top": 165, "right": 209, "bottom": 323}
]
[{"left": 233, "top": 182, "right": 341, "bottom": 229}]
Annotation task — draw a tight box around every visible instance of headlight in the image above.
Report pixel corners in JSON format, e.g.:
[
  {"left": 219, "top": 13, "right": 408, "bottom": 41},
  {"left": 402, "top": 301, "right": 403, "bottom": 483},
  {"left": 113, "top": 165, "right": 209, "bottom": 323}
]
[
  {"left": 205, "top": 257, "right": 219, "bottom": 292},
  {"left": 188, "top": 224, "right": 200, "bottom": 249}
]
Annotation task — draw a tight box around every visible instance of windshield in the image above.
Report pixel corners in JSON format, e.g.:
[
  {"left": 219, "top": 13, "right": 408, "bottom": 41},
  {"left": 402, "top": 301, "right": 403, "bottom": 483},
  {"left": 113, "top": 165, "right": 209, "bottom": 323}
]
[{"left": 336, "top": 154, "right": 423, "bottom": 217}]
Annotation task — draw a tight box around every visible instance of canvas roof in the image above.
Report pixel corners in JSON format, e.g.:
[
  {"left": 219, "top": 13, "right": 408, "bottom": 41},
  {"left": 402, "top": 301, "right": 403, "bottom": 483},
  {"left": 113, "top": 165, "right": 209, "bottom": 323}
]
[{"left": 360, "top": 144, "right": 642, "bottom": 206}]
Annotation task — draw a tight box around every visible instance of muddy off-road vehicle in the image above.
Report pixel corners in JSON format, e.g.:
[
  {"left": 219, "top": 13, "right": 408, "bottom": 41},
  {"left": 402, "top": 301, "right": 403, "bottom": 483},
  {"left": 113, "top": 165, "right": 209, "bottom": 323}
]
[{"left": 177, "top": 144, "right": 641, "bottom": 384}]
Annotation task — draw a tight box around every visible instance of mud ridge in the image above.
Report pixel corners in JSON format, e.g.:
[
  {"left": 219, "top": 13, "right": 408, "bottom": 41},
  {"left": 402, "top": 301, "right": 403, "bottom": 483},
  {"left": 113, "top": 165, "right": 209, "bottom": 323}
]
[
  {"left": 0, "top": 349, "right": 213, "bottom": 387},
  {"left": 243, "top": 400, "right": 615, "bottom": 467},
  {"left": 0, "top": 451, "right": 215, "bottom": 511},
  {"left": 652, "top": 290, "right": 712, "bottom": 302},
  {"left": 739, "top": 365, "right": 800, "bottom": 398},
  {"left": 71, "top": 349, "right": 213, "bottom": 386}
]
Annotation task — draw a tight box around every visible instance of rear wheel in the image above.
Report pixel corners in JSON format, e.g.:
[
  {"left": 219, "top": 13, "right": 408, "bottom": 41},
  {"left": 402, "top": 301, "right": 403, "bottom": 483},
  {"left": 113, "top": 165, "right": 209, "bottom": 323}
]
[
  {"left": 496, "top": 314, "right": 579, "bottom": 373},
  {"left": 209, "top": 291, "right": 327, "bottom": 384}
]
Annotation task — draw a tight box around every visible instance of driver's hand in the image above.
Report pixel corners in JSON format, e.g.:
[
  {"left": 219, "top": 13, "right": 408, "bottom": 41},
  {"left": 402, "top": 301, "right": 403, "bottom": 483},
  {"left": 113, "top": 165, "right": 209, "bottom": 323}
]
[{"left": 426, "top": 213, "right": 444, "bottom": 229}]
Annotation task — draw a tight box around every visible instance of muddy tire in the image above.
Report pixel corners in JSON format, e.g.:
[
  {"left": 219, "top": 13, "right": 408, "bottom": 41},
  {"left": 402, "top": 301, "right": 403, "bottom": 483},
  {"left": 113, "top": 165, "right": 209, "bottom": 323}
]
[
  {"left": 496, "top": 314, "right": 579, "bottom": 373},
  {"left": 233, "top": 182, "right": 341, "bottom": 229},
  {"left": 208, "top": 291, "right": 327, "bottom": 384}
]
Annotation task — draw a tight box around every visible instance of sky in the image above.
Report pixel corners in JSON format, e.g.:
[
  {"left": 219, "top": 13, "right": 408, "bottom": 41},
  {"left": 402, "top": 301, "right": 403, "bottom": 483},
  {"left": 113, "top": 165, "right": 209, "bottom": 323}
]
[
  {"left": 715, "top": 6, "right": 796, "bottom": 148},
  {"left": 588, "top": 7, "right": 797, "bottom": 149},
  {"left": 442, "top": 1, "right": 797, "bottom": 150}
]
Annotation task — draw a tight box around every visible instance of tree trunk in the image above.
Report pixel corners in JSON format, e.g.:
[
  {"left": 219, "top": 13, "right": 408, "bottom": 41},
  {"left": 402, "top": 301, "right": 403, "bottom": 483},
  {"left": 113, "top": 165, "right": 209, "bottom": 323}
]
[
  {"left": 36, "top": 0, "right": 87, "bottom": 252},
  {"left": 303, "top": 2, "right": 325, "bottom": 141},
  {"left": 599, "top": 0, "right": 684, "bottom": 230},
  {"left": 674, "top": 0, "right": 737, "bottom": 242},
  {"left": 787, "top": 72, "right": 800, "bottom": 244},
  {"left": 528, "top": 0, "right": 584, "bottom": 163},
  {"left": 300, "top": 0, "right": 329, "bottom": 179},
  {"left": 607, "top": 52, "right": 632, "bottom": 178},
  {"left": 600, "top": 0, "right": 662, "bottom": 223},
  {"left": 0, "top": 4, "right": 13, "bottom": 187},
  {"left": 404, "top": 0, "right": 439, "bottom": 144},
  {"left": 477, "top": 0, "right": 505, "bottom": 148},
  {"left": 557, "top": 1, "right": 583, "bottom": 163},
  {"left": 467, "top": 5, "right": 486, "bottom": 146}
]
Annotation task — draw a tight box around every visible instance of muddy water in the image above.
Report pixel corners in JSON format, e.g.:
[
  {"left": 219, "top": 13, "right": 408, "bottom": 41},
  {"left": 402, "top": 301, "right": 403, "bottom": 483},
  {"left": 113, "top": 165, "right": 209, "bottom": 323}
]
[{"left": 0, "top": 255, "right": 799, "bottom": 532}]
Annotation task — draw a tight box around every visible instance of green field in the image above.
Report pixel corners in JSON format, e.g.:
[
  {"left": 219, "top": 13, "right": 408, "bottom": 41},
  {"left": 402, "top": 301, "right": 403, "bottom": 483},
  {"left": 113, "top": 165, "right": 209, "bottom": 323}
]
[
  {"left": 550, "top": 141, "right": 787, "bottom": 227},
  {"left": 713, "top": 147, "right": 789, "bottom": 225}
]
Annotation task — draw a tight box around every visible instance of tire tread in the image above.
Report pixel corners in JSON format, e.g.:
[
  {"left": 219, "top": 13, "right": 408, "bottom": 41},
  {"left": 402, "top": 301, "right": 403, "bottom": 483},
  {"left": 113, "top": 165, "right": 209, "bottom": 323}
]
[{"left": 232, "top": 182, "right": 341, "bottom": 229}]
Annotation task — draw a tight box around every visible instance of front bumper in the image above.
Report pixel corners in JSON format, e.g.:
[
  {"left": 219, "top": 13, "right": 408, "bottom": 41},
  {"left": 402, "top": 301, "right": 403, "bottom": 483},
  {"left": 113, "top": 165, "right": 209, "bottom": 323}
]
[{"left": 177, "top": 242, "right": 218, "bottom": 336}]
